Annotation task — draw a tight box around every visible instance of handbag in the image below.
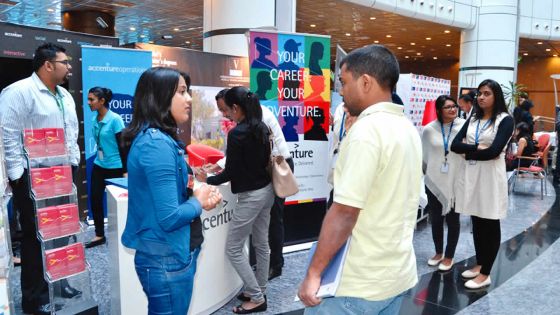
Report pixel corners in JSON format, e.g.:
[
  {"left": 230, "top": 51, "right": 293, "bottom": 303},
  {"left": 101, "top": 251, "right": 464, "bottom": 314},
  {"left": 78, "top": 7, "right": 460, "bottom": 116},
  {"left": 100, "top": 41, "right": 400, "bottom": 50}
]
[{"left": 268, "top": 128, "right": 299, "bottom": 198}]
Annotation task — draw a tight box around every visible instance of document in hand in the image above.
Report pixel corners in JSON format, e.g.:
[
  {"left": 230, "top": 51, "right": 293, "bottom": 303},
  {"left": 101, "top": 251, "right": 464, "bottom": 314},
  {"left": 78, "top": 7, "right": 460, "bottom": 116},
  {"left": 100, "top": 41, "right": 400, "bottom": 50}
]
[{"left": 296, "top": 237, "right": 351, "bottom": 301}]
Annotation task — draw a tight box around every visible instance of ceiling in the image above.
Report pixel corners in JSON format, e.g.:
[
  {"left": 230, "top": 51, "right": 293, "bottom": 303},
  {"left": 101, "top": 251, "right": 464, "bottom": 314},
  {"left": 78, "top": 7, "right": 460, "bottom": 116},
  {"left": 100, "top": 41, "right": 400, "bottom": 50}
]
[{"left": 1, "top": 0, "right": 559, "bottom": 62}]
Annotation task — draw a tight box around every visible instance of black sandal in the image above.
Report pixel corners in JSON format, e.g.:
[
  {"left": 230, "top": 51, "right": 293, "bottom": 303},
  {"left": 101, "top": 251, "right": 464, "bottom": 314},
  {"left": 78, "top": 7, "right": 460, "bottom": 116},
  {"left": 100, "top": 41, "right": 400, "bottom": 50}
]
[
  {"left": 236, "top": 293, "right": 250, "bottom": 302},
  {"left": 232, "top": 300, "right": 267, "bottom": 314}
]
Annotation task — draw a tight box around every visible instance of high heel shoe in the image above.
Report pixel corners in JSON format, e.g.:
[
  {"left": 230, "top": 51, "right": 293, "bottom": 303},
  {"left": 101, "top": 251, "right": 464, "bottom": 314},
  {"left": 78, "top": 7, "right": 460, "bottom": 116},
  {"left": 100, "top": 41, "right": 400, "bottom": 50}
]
[{"left": 85, "top": 236, "right": 106, "bottom": 249}]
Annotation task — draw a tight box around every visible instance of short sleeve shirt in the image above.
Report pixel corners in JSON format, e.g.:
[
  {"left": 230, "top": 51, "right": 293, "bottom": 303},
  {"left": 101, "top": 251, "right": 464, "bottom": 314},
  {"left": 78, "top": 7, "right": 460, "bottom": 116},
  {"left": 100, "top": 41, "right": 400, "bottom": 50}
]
[{"left": 92, "top": 110, "right": 125, "bottom": 169}]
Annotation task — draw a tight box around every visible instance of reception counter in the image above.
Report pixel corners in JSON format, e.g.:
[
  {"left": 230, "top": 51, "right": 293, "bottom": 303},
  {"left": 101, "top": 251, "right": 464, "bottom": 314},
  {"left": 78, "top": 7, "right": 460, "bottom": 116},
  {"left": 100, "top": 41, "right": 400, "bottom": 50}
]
[{"left": 106, "top": 181, "right": 242, "bottom": 315}]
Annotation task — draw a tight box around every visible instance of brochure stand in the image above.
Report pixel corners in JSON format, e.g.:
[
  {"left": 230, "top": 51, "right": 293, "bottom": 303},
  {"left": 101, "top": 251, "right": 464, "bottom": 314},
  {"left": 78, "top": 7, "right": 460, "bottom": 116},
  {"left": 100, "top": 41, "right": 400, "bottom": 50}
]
[{"left": 23, "top": 128, "right": 97, "bottom": 314}]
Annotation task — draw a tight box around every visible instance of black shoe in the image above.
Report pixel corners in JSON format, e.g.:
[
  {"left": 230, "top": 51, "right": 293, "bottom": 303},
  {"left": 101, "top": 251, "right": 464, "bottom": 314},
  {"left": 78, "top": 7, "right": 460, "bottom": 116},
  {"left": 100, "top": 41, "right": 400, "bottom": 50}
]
[
  {"left": 268, "top": 266, "right": 282, "bottom": 280},
  {"left": 60, "top": 285, "right": 82, "bottom": 298},
  {"left": 34, "top": 303, "right": 63, "bottom": 315},
  {"left": 85, "top": 236, "right": 106, "bottom": 249},
  {"left": 233, "top": 297, "right": 267, "bottom": 314}
]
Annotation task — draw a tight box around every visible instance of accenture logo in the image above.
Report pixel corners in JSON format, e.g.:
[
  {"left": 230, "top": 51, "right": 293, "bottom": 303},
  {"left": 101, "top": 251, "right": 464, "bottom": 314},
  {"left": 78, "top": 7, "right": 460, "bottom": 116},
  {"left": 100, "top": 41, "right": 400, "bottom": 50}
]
[
  {"left": 4, "top": 32, "right": 22, "bottom": 38},
  {"left": 57, "top": 38, "right": 72, "bottom": 44}
]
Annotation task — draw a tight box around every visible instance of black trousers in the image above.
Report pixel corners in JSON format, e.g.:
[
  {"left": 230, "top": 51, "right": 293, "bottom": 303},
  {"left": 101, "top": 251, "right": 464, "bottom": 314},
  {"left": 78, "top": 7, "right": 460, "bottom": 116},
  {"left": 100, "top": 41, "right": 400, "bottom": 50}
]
[
  {"left": 268, "top": 158, "right": 295, "bottom": 269},
  {"left": 11, "top": 169, "right": 49, "bottom": 311},
  {"left": 426, "top": 187, "right": 460, "bottom": 258},
  {"left": 90, "top": 164, "right": 123, "bottom": 237},
  {"left": 471, "top": 215, "right": 501, "bottom": 275}
]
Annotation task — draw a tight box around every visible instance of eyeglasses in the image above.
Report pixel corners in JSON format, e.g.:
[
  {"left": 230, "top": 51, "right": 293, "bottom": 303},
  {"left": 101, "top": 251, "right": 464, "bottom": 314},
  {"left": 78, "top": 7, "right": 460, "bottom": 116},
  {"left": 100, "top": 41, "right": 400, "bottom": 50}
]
[
  {"left": 51, "top": 60, "right": 70, "bottom": 66},
  {"left": 442, "top": 105, "right": 459, "bottom": 111}
]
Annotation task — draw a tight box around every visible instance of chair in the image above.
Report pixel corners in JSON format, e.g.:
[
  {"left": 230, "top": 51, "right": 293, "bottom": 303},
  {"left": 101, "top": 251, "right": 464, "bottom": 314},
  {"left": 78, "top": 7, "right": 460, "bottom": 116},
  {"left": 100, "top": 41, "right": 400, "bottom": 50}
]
[{"left": 510, "top": 152, "right": 547, "bottom": 199}]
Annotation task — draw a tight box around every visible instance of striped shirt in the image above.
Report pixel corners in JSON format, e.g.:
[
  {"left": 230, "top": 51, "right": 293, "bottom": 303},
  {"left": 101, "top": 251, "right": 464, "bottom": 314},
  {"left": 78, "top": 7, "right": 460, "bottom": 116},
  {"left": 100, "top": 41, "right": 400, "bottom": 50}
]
[{"left": 0, "top": 73, "right": 80, "bottom": 180}]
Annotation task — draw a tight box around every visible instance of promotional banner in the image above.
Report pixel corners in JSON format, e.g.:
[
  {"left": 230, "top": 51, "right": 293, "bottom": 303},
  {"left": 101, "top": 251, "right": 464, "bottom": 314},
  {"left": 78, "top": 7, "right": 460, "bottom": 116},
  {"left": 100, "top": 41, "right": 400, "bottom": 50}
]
[
  {"left": 249, "top": 30, "right": 331, "bottom": 204},
  {"left": 81, "top": 46, "right": 152, "bottom": 221}
]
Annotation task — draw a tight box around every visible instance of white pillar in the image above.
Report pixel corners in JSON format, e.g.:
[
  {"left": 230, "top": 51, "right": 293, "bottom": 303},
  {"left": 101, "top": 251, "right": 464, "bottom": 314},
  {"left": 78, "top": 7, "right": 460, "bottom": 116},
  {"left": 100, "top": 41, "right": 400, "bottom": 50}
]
[
  {"left": 203, "top": 0, "right": 296, "bottom": 57},
  {"left": 458, "top": 0, "right": 519, "bottom": 91}
]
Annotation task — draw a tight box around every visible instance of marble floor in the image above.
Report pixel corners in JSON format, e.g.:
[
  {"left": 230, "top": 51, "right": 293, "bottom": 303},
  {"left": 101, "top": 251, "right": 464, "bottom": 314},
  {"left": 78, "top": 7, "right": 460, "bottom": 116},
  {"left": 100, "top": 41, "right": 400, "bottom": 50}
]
[{"left": 8, "top": 176, "right": 559, "bottom": 315}]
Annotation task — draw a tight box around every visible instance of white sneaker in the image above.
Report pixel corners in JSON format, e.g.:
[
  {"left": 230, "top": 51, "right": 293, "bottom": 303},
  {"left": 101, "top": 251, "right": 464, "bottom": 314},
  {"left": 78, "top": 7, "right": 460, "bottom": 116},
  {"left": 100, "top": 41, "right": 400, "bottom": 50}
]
[
  {"left": 465, "top": 276, "right": 491, "bottom": 289},
  {"left": 461, "top": 269, "right": 480, "bottom": 278},
  {"left": 438, "top": 260, "right": 454, "bottom": 271},
  {"left": 427, "top": 257, "right": 443, "bottom": 266}
]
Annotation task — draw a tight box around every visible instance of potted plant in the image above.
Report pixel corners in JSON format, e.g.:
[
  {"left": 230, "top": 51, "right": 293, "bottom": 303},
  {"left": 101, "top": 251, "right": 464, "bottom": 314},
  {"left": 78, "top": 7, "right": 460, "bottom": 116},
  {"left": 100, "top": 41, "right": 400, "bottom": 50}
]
[{"left": 501, "top": 81, "right": 527, "bottom": 113}]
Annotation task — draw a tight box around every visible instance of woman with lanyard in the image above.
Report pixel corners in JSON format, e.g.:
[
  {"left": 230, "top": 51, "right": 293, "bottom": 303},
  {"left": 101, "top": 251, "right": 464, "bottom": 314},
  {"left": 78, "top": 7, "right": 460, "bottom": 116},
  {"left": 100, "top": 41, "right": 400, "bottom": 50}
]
[
  {"left": 327, "top": 103, "right": 356, "bottom": 206},
  {"left": 85, "top": 87, "right": 126, "bottom": 248},
  {"left": 451, "top": 79, "right": 514, "bottom": 289},
  {"left": 422, "top": 95, "right": 464, "bottom": 271}
]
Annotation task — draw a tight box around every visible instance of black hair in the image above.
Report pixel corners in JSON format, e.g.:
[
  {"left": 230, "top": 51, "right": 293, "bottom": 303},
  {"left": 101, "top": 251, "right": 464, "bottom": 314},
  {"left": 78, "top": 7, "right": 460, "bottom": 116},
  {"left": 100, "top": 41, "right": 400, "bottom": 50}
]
[
  {"left": 458, "top": 90, "right": 476, "bottom": 103},
  {"left": 179, "top": 71, "right": 191, "bottom": 90},
  {"left": 88, "top": 87, "right": 113, "bottom": 108},
  {"left": 515, "top": 122, "right": 533, "bottom": 142},
  {"left": 33, "top": 43, "right": 66, "bottom": 72},
  {"left": 520, "top": 99, "right": 534, "bottom": 111},
  {"left": 340, "top": 44, "right": 399, "bottom": 92},
  {"left": 215, "top": 88, "right": 229, "bottom": 101},
  {"left": 122, "top": 67, "right": 181, "bottom": 145},
  {"left": 223, "top": 86, "right": 269, "bottom": 150},
  {"left": 472, "top": 79, "right": 509, "bottom": 125},
  {"left": 435, "top": 95, "right": 457, "bottom": 123}
]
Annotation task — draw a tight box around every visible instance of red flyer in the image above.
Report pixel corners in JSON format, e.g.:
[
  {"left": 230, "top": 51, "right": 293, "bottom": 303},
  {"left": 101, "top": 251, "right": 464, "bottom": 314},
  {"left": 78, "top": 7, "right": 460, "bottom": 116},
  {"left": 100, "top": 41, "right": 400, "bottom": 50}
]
[
  {"left": 23, "top": 129, "right": 46, "bottom": 158},
  {"left": 37, "top": 206, "right": 60, "bottom": 239},
  {"left": 57, "top": 204, "right": 80, "bottom": 235},
  {"left": 44, "top": 128, "right": 66, "bottom": 156},
  {"left": 65, "top": 243, "right": 86, "bottom": 275},
  {"left": 52, "top": 165, "right": 73, "bottom": 196},
  {"left": 45, "top": 247, "right": 67, "bottom": 280},
  {"left": 30, "top": 168, "right": 54, "bottom": 198}
]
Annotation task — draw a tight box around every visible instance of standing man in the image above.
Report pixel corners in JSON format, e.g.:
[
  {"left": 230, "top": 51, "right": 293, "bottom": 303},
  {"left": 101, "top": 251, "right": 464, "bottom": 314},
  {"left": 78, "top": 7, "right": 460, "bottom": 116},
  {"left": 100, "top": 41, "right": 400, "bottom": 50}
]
[
  {"left": 298, "top": 45, "right": 422, "bottom": 314},
  {"left": 0, "top": 43, "right": 80, "bottom": 315},
  {"left": 212, "top": 89, "right": 293, "bottom": 280}
]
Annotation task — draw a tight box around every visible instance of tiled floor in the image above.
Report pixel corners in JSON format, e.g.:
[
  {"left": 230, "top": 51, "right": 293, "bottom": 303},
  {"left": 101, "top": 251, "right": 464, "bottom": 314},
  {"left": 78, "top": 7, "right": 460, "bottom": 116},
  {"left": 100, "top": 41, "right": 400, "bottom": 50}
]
[{"left": 9, "top": 176, "right": 558, "bottom": 315}]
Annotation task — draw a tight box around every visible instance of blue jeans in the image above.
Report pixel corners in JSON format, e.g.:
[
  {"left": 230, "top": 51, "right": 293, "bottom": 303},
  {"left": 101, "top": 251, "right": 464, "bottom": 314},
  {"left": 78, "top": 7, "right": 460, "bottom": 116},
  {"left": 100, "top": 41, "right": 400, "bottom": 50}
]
[
  {"left": 304, "top": 293, "right": 405, "bottom": 315},
  {"left": 134, "top": 248, "right": 200, "bottom": 315}
]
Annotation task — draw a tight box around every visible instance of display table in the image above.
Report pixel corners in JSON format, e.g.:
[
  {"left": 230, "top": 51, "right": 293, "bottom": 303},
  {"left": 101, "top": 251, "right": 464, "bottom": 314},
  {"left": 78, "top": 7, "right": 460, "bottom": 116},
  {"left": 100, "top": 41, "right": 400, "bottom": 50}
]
[{"left": 106, "top": 182, "right": 242, "bottom": 315}]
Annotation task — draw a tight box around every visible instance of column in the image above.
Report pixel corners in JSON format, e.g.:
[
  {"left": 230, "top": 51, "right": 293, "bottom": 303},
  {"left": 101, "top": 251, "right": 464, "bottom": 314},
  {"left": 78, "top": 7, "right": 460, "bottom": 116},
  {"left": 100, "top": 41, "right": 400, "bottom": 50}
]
[
  {"left": 458, "top": 0, "right": 519, "bottom": 91},
  {"left": 203, "top": 0, "right": 296, "bottom": 56}
]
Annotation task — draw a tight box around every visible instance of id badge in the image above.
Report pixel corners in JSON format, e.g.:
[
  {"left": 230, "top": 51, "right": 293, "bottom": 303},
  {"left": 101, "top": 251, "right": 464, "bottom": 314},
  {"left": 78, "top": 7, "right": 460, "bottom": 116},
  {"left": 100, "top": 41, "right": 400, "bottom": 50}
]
[
  {"left": 440, "top": 162, "right": 449, "bottom": 174},
  {"left": 97, "top": 149, "right": 104, "bottom": 161},
  {"left": 469, "top": 160, "right": 477, "bottom": 165}
]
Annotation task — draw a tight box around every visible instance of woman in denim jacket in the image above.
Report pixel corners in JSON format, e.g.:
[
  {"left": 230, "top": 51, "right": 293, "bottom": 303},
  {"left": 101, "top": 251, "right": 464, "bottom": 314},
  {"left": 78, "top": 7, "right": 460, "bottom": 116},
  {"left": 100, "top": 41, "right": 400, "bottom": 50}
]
[{"left": 121, "top": 67, "right": 221, "bottom": 315}]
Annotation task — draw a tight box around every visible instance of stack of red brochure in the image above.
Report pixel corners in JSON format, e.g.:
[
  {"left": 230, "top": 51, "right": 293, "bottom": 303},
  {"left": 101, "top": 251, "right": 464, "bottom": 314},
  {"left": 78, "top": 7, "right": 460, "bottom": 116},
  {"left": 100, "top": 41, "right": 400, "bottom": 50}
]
[
  {"left": 37, "top": 204, "right": 80, "bottom": 239},
  {"left": 45, "top": 243, "right": 85, "bottom": 280}
]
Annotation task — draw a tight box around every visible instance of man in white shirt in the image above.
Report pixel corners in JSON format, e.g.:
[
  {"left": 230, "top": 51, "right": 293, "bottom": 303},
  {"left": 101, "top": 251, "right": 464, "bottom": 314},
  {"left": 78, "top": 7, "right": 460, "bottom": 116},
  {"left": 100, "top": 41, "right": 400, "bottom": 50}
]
[
  {"left": 0, "top": 43, "right": 81, "bottom": 315},
  {"left": 211, "top": 89, "right": 293, "bottom": 279},
  {"left": 298, "top": 45, "right": 422, "bottom": 314}
]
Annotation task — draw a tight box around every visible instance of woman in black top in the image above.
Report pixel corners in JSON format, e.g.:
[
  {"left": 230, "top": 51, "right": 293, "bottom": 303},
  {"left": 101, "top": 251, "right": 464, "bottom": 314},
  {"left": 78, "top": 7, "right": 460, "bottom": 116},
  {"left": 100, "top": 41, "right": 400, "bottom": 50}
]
[
  {"left": 507, "top": 122, "right": 536, "bottom": 171},
  {"left": 197, "top": 87, "right": 274, "bottom": 314}
]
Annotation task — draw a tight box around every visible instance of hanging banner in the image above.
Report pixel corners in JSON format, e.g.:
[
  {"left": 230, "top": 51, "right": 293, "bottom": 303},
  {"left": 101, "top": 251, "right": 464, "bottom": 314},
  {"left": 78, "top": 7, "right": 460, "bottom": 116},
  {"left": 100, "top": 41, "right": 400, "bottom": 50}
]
[
  {"left": 249, "top": 30, "right": 331, "bottom": 204},
  {"left": 81, "top": 46, "right": 152, "bottom": 221}
]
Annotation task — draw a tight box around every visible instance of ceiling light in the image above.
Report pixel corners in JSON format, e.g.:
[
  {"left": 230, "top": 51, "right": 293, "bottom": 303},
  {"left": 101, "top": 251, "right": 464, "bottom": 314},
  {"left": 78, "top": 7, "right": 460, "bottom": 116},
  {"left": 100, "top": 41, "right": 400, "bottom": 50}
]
[
  {"left": 446, "top": 44, "right": 451, "bottom": 47},
  {"left": 411, "top": 42, "right": 416, "bottom": 45},
  {"left": 96, "top": 17, "right": 109, "bottom": 29},
  {"left": 537, "top": 42, "right": 543, "bottom": 45},
  {"left": 417, "top": 52, "right": 421, "bottom": 55},
  {"left": 374, "top": 40, "right": 379, "bottom": 43},
  {"left": 444, "top": 30, "right": 450, "bottom": 33},
  {"left": 345, "top": 33, "right": 351, "bottom": 36},
  {"left": 129, "top": 27, "right": 136, "bottom": 31},
  {"left": 546, "top": 48, "right": 551, "bottom": 51},
  {"left": 426, "top": 37, "right": 432, "bottom": 40},
  {"left": 185, "top": 41, "right": 190, "bottom": 44},
  {"left": 397, "top": 47, "right": 402, "bottom": 50},
  {"left": 162, "top": 35, "right": 173, "bottom": 40},
  {"left": 433, "top": 57, "right": 438, "bottom": 59},
  {"left": 386, "top": 35, "right": 392, "bottom": 38},
  {"left": 554, "top": 54, "right": 558, "bottom": 57},
  {"left": 523, "top": 53, "right": 528, "bottom": 56},
  {"left": 173, "top": 28, "right": 180, "bottom": 31},
  {"left": 405, "top": 56, "right": 410, "bottom": 59},
  {"left": 310, "top": 24, "right": 316, "bottom": 27},
  {"left": 108, "top": 1, "right": 135, "bottom": 8},
  {"left": 370, "top": 17, "right": 376, "bottom": 20},
  {"left": 148, "top": 41, "right": 154, "bottom": 44},
  {"left": 139, "top": 35, "right": 145, "bottom": 38},
  {"left": 47, "top": 8, "right": 54, "bottom": 12}
]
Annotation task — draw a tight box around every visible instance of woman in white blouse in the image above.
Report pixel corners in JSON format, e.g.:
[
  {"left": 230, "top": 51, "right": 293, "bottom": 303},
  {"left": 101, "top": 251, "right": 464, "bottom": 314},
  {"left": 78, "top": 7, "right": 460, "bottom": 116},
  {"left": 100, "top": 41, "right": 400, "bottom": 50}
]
[
  {"left": 422, "top": 95, "right": 465, "bottom": 271},
  {"left": 451, "top": 79, "right": 514, "bottom": 290}
]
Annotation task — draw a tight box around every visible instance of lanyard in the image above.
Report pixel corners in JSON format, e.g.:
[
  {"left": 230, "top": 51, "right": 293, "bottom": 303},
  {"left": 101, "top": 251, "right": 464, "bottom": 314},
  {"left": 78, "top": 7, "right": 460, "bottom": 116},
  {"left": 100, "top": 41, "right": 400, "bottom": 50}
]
[
  {"left": 48, "top": 87, "right": 65, "bottom": 117},
  {"left": 94, "top": 122, "right": 105, "bottom": 149},
  {"left": 440, "top": 120, "right": 454, "bottom": 156},
  {"left": 339, "top": 112, "right": 346, "bottom": 142},
  {"left": 475, "top": 119, "right": 492, "bottom": 144}
]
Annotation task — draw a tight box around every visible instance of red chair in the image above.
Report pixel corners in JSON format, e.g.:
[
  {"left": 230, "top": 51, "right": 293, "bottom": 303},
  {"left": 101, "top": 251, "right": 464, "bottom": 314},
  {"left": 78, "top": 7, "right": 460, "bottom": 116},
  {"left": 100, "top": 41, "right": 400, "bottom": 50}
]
[
  {"left": 186, "top": 144, "right": 224, "bottom": 168},
  {"left": 510, "top": 144, "right": 550, "bottom": 199}
]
